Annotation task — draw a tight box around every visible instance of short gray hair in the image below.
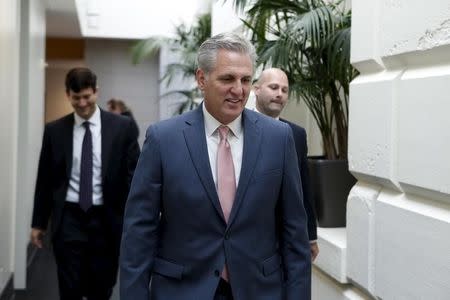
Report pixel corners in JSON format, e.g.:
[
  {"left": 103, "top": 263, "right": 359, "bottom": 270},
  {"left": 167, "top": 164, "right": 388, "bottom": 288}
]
[{"left": 197, "top": 32, "right": 257, "bottom": 74}]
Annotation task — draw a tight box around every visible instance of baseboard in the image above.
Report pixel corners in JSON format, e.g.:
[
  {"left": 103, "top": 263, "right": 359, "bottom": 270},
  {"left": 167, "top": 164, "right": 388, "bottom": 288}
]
[{"left": 0, "top": 274, "right": 13, "bottom": 300}]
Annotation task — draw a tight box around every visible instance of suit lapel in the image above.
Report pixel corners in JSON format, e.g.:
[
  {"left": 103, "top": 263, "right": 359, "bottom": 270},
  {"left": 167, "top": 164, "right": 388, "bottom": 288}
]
[
  {"left": 183, "top": 107, "right": 225, "bottom": 221},
  {"left": 228, "top": 110, "right": 262, "bottom": 227},
  {"left": 63, "top": 114, "right": 75, "bottom": 179},
  {"left": 100, "top": 110, "right": 113, "bottom": 182}
]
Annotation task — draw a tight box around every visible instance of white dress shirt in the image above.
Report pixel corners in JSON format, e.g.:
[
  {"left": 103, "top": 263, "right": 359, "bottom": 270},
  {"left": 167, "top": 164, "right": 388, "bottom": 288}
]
[
  {"left": 203, "top": 105, "right": 243, "bottom": 188},
  {"left": 66, "top": 105, "right": 103, "bottom": 205}
]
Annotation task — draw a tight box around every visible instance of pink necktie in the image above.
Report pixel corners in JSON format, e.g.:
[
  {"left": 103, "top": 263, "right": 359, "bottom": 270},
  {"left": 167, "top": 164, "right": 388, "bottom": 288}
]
[{"left": 217, "top": 126, "right": 236, "bottom": 281}]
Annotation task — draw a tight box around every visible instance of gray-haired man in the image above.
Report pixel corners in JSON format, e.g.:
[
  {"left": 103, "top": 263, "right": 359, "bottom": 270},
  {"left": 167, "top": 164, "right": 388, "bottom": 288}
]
[{"left": 120, "top": 33, "right": 311, "bottom": 300}]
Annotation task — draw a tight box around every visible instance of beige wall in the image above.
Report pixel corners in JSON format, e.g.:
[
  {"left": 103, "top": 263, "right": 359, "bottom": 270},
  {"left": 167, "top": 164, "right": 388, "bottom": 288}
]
[
  {"left": 281, "top": 98, "right": 324, "bottom": 157},
  {"left": 45, "top": 61, "right": 85, "bottom": 123},
  {"left": 85, "top": 39, "right": 160, "bottom": 146},
  {"left": 44, "top": 38, "right": 86, "bottom": 123}
]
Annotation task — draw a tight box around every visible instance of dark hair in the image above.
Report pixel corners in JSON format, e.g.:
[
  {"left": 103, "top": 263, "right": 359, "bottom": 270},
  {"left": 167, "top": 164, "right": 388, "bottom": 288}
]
[
  {"left": 65, "top": 67, "right": 97, "bottom": 93},
  {"left": 107, "top": 98, "right": 129, "bottom": 113}
]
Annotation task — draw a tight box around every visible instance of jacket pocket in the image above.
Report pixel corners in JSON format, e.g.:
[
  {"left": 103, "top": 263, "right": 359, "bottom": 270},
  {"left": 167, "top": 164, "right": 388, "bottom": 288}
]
[
  {"left": 153, "top": 257, "right": 184, "bottom": 280},
  {"left": 261, "top": 253, "right": 282, "bottom": 276}
]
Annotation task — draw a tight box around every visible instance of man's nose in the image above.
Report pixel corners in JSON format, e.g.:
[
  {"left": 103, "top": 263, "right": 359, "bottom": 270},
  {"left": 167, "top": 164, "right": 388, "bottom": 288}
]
[
  {"left": 78, "top": 99, "right": 88, "bottom": 107},
  {"left": 230, "top": 81, "right": 243, "bottom": 95}
]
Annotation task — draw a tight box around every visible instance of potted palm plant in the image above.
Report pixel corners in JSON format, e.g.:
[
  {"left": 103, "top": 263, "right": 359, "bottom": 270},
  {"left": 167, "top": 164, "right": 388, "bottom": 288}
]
[
  {"left": 131, "top": 13, "right": 211, "bottom": 114},
  {"left": 229, "top": 0, "right": 357, "bottom": 226}
]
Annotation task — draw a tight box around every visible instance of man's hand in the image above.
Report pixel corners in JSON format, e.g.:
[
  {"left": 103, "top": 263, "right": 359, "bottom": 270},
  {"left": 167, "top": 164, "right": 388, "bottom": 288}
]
[
  {"left": 30, "top": 228, "right": 46, "bottom": 248},
  {"left": 310, "top": 241, "right": 319, "bottom": 261}
]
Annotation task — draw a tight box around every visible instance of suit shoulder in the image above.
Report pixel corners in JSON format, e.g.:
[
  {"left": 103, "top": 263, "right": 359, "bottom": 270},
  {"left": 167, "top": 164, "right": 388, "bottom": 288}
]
[
  {"left": 280, "top": 118, "right": 307, "bottom": 140},
  {"left": 246, "top": 109, "right": 285, "bottom": 130},
  {"left": 45, "top": 113, "right": 73, "bottom": 131},
  {"left": 150, "top": 109, "right": 196, "bottom": 132},
  {"left": 280, "top": 118, "right": 306, "bottom": 133},
  {"left": 101, "top": 109, "right": 131, "bottom": 124}
]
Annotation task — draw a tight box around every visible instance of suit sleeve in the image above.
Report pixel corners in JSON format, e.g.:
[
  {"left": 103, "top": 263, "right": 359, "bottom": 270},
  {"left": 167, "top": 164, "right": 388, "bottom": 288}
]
[
  {"left": 279, "top": 124, "right": 311, "bottom": 300},
  {"left": 31, "top": 126, "right": 53, "bottom": 230},
  {"left": 296, "top": 128, "right": 317, "bottom": 241},
  {"left": 120, "top": 125, "right": 162, "bottom": 300}
]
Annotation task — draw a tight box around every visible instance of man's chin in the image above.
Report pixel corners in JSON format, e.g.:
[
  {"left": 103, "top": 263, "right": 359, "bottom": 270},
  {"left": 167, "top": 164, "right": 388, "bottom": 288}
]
[
  {"left": 76, "top": 111, "right": 90, "bottom": 119},
  {"left": 268, "top": 107, "right": 282, "bottom": 115},
  {"left": 269, "top": 105, "right": 283, "bottom": 113}
]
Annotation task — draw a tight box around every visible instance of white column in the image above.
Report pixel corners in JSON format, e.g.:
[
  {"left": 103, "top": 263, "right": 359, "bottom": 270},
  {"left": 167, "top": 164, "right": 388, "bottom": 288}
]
[
  {"left": 348, "top": 0, "right": 450, "bottom": 298},
  {"left": 13, "top": 0, "right": 46, "bottom": 289},
  {"left": 0, "top": 0, "right": 20, "bottom": 293}
]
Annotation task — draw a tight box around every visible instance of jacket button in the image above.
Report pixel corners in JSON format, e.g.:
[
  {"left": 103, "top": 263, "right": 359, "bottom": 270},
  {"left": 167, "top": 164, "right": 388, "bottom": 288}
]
[
  {"left": 214, "top": 270, "right": 220, "bottom": 277},
  {"left": 225, "top": 233, "right": 230, "bottom": 240}
]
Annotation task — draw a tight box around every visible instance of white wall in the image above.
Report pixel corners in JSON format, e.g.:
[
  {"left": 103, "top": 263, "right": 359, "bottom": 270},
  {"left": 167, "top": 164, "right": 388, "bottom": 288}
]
[
  {"left": 0, "top": 0, "right": 20, "bottom": 293},
  {"left": 211, "top": 1, "right": 450, "bottom": 299},
  {"left": 75, "top": 0, "right": 208, "bottom": 39},
  {"left": 85, "top": 39, "right": 160, "bottom": 145},
  {"left": 211, "top": 0, "right": 244, "bottom": 35},
  {"left": 14, "top": 0, "right": 47, "bottom": 289},
  {"left": 0, "top": 0, "right": 46, "bottom": 292},
  {"left": 158, "top": 45, "right": 198, "bottom": 120},
  {"left": 347, "top": 0, "right": 450, "bottom": 298}
]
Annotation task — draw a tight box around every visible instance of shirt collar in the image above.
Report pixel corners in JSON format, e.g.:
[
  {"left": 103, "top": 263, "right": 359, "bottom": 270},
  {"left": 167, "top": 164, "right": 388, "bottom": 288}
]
[
  {"left": 74, "top": 105, "right": 101, "bottom": 127},
  {"left": 202, "top": 103, "right": 243, "bottom": 139}
]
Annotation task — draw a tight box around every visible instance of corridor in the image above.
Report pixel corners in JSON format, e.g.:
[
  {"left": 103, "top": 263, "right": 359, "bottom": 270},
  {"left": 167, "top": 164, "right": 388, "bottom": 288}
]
[{"left": 12, "top": 247, "right": 119, "bottom": 300}]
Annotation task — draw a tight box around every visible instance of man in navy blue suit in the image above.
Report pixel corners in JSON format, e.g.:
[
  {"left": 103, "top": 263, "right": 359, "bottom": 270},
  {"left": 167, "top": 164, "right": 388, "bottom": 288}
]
[
  {"left": 253, "top": 68, "right": 319, "bottom": 261},
  {"left": 120, "top": 33, "right": 311, "bottom": 300}
]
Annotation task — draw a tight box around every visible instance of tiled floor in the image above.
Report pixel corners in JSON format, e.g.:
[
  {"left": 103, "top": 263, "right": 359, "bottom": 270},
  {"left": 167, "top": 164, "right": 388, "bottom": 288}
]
[{"left": 13, "top": 246, "right": 119, "bottom": 300}]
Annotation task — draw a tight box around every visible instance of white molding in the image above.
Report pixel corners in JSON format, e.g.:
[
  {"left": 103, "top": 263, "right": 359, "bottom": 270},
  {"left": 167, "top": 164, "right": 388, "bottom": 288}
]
[{"left": 314, "top": 227, "right": 348, "bottom": 283}]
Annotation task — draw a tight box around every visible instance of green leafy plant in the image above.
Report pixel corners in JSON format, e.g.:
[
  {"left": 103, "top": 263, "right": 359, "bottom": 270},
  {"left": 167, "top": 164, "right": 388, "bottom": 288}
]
[
  {"left": 131, "top": 13, "right": 211, "bottom": 114},
  {"left": 229, "top": 0, "right": 357, "bottom": 159}
]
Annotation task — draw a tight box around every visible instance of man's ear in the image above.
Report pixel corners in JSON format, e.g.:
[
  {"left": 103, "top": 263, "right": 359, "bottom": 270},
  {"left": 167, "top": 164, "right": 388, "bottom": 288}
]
[
  {"left": 196, "top": 68, "right": 206, "bottom": 90},
  {"left": 253, "top": 83, "right": 260, "bottom": 95}
]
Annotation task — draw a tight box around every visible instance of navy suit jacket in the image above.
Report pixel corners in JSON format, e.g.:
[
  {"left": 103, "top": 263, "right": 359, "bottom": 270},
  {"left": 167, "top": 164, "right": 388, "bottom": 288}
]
[
  {"left": 280, "top": 118, "right": 317, "bottom": 241},
  {"left": 32, "top": 109, "right": 140, "bottom": 246},
  {"left": 120, "top": 106, "right": 311, "bottom": 300}
]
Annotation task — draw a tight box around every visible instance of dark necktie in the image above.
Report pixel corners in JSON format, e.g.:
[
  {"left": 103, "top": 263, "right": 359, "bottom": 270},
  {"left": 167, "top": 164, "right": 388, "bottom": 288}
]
[{"left": 79, "top": 121, "right": 93, "bottom": 211}]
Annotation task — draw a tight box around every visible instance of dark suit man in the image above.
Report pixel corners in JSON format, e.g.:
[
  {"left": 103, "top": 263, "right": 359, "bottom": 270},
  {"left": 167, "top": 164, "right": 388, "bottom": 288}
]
[
  {"left": 253, "top": 68, "right": 319, "bottom": 261},
  {"left": 107, "top": 98, "right": 140, "bottom": 138},
  {"left": 120, "top": 33, "right": 311, "bottom": 300},
  {"left": 30, "top": 68, "right": 140, "bottom": 300}
]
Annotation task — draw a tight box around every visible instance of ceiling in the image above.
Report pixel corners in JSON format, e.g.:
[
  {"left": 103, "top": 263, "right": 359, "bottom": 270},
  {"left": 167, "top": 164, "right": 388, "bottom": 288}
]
[
  {"left": 44, "top": 0, "right": 211, "bottom": 39},
  {"left": 45, "top": 0, "right": 81, "bottom": 37}
]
